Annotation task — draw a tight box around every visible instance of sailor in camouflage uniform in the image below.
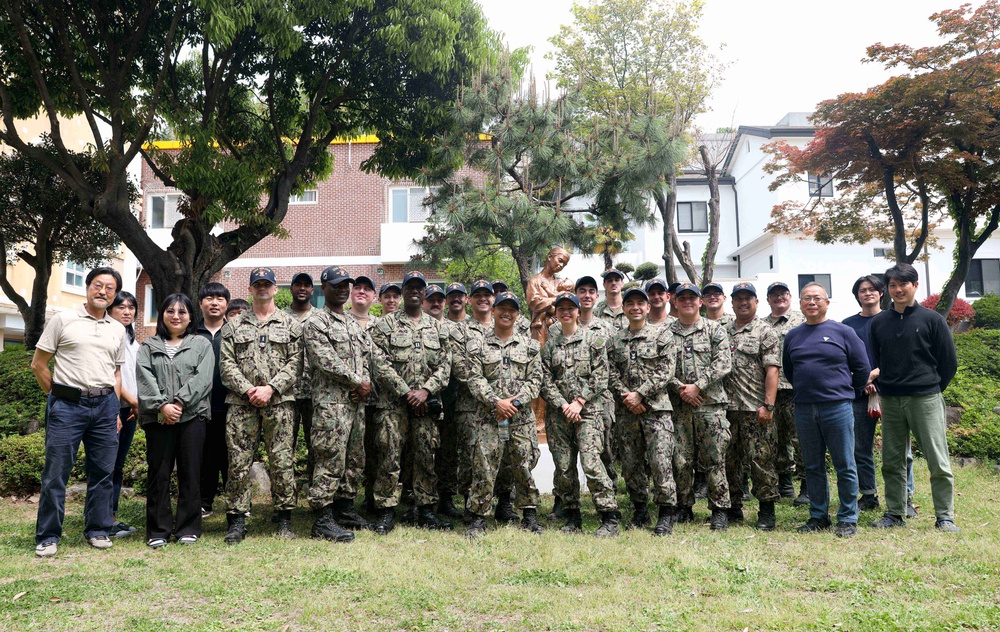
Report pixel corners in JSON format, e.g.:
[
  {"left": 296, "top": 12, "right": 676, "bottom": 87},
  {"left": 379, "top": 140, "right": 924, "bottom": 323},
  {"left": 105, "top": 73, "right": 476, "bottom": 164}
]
[
  {"left": 491, "top": 279, "right": 531, "bottom": 335},
  {"left": 594, "top": 269, "right": 626, "bottom": 329},
  {"left": 724, "top": 282, "right": 782, "bottom": 531},
  {"left": 762, "top": 281, "right": 808, "bottom": 504},
  {"left": 220, "top": 267, "right": 304, "bottom": 543},
  {"left": 284, "top": 272, "right": 318, "bottom": 485},
  {"left": 609, "top": 287, "right": 679, "bottom": 536},
  {"left": 435, "top": 282, "right": 471, "bottom": 519},
  {"left": 645, "top": 279, "right": 676, "bottom": 328},
  {"left": 541, "top": 292, "right": 619, "bottom": 537},
  {"left": 368, "top": 271, "right": 453, "bottom": 534},
  {"left": 703, "top": 282, "right": 735, "bottom": 328},
  {"left": 303, "top": 266, "right": 374, "bottom": 543},
  {"left": 465, "top": 292, "right": 544, "bottom": 537},
  {"left": 667, "top": 282, "right": 733, "bottom": 530}
]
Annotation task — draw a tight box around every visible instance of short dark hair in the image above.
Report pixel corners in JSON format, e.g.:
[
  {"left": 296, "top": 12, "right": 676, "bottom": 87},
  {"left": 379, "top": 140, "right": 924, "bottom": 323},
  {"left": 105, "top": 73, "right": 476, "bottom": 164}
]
[
  {"left": 86, "top": 266, "right": 122, "bottom": 294},
  {"left": 884, "top": 263, "right": 919, "bottom": 285},
  {"left": 226, "top": 298, "right": 250, "bottom": 314},
  {"left": 155, "top": 293, "right": 197, "bottom": 339},
  {"left": 198, "top": 282, "right": 231, "bottom": 302},
  {"left": 851, "top": 275, "right": 885, "bottom": 306},
  {"left": 110, "top": 291, "right": 138, "bottom": 344}
]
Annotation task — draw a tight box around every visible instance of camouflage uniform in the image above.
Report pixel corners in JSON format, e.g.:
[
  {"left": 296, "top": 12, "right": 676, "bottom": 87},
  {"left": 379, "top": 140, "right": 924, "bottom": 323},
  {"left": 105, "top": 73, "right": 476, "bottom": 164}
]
[
  {"left": 369, "top": 310, "right": 451, "bottom": 509},
  {"left": 762, "top": 310, "right": 806, "bottom": 481},
  {"left": 285, "top": 306, "right": 318, "bottom": 482},
  {"left": 609, "top": 324, "right": 678, "bottom": 507},
  {"left": 465, "top": 329, "right": 543, "bottom": 517},
  {"left": 668, "top": 318, "right": 733, "bottom": 509},
  {"left": 437, "top": 318, "right": 464, "bottom": 502},
  {"left": 355, "top": 315, "right": 379, "bottom": 509},
  {"left": 540, "top": 327, "right": 616, "bottom": 512},
  {"left": 303, "top": 307, "right": 371, "bottom": 508},
  {"left": 448, "top": 318, "right": 491, "bottom": 496},
  {"left": 708, "top": 313, "right": 735, "bottom": 328},
  {"left": 594, "top": 300, "right": 626, "bottom": 329},
  {"left": 724, "top": 319, "right": 782, "bottom": 508},
  {"left": 220, "top": 310, "right": 303, "bottom": 514}
]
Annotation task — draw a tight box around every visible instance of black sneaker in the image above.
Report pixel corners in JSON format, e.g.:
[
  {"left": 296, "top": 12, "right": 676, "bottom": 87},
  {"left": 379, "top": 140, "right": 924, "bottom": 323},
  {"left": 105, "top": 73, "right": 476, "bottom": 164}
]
[
  {"left": 857, "top": 494, "right": 881, "bottom": 512},
  {"left": 906, "top": 498, "right": 918, "bottom": 519},
  {"left": 935, "top": 518, "right": 960, "bottom": 533},
  {"left": 793, "top": 481, "right": 810, "bottom": 507},
  {"left": 835, "top": 521, "right": 857, "bottom": 538},
  {"left": 871, "top": 514, "right": 905, "bottom": 529},
  {"left": 109, "top": 521, "right": 136, "bottom": 538},
  {"left": 796, "top": 516, "right": 832, "bottom": 532}
]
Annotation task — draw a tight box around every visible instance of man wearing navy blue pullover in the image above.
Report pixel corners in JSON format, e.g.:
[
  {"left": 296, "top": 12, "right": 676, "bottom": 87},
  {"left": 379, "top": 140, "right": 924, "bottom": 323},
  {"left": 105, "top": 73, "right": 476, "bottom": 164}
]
[
  {"left": 783, "top": 282, "right": 870, "bottom": 537},
  {"left": 869, "top": 263, "right": 959, "bottom": 532}
]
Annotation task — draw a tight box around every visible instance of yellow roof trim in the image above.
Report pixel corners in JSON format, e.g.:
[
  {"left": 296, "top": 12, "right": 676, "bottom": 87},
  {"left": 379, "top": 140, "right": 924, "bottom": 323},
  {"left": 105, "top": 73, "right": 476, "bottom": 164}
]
[{"left": 144, "top": 133, "right": 490, "bottom": 151}]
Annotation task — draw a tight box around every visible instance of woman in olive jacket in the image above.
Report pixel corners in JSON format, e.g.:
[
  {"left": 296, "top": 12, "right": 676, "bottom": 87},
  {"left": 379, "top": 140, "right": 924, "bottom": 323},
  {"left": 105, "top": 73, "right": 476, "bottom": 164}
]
[{"left": 136, "top": 293, "right": 215, "bottom": 548}]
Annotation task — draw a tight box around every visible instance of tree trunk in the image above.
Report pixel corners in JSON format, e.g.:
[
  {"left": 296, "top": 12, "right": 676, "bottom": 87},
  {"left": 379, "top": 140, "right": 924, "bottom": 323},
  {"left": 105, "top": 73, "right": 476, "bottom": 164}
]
[
  {"left": 23, "top": 262, "right": 52, "bottom": 350},
  {"left": 936, "top": 203, "right": 1000, "bottom": 318},
  {"left": 603, "top": 249, "right": 614, "bottom": 272},
  {"left": 655, "top": 176, "right": 678, "bottom": 285},
  {"left": 512, "top": 249, "right": 534, "bottom": 298},
  {"left": 700, "top": 145, "right": 721, "bottom": 284}
]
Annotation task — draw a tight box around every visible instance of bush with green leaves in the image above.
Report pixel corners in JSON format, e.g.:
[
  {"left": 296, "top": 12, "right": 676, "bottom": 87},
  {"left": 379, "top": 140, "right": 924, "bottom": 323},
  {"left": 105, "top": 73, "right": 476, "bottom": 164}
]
[
  {"left": 0, "top": 349, "right": 47, "bottom": 437},
  {"left": 944, "top": 330, "right": 1000, "bottom": 460},
  {"left": 972, "top": 293, "right": 1000, "bottom": 330},
  {"left": 633, "top": 262, "right": 660, "bottom": 282},
  {"left": 0, "top": 431, "right": 46, "bottom": 495}
]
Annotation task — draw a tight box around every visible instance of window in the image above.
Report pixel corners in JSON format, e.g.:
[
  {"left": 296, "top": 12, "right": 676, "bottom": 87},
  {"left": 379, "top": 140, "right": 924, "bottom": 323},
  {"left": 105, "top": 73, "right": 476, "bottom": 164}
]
[
  {"left": 144, "top": 285, "right": 158, "bottom": 326},
  {"left": 289, "top": 190, "right": 318, "bottom": 204},
  {"left": 65, "top": 261, "right": 86, "bottom": 289},
  {"left": 873, "top": 247, "right": 890, "bottom": 258},
  {"left": 677, "top": 201, "right": 708, "bottom": 233},
  {"left": 390, "top": 186, "right": 438, "bottom": 223},
  {"left": 798, "top": 273, "right": 832, "bottom": 298},
  {"left": 148, "top": 194, "right": 184, "bottom": 229},
  {"left": 967, "top": 259, "right": 1000, "bottom": 297},
  {"left": 807, "top": 173, "right": 833, "bottom": 198},
  {"left": 768, "top": 255, "right": 774, "bottom": 270}
]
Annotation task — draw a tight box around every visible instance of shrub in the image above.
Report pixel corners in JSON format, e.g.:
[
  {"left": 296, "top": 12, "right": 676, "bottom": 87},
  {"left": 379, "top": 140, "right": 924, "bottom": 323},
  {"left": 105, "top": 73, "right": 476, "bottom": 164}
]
[
  {"left": 953, "top": 330, "right": 1000, "bottom": 380},
  {"left": 943, "top": 371, "right": 1000, "bottom": 461},
  {"left": 274, "top": 288, "right": 293, "bottom": 310},
  {"left": 615, "top": 263, "right": 635, "bottom": 276},
  {"left": 0, "top": 432, "right": 46, "bottom": 495},
  {"left": 633, "top": 262, "right": 660, "bottom": 282},
  {"left": 972, "top": 293, "right": 1000, "bottom": 330},
  {"left": 0, "top": 349, "right": 47, "bottom": 437},
  {"left": 921, "top": 294, "right": 975, "bottom": 328}
]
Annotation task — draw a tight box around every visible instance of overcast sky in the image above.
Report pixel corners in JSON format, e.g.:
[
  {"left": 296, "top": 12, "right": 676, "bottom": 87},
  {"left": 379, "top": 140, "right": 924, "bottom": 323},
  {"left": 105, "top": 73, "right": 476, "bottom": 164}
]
[{"left": 477, "top": 0, "right": 967, "bottom": 131}]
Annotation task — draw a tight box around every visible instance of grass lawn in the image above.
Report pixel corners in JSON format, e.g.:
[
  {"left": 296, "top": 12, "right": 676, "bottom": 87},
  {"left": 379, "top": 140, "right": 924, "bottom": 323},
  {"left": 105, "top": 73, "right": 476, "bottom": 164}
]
[{"left": 2, "top": 460, "right": 999, "bottom": 632}]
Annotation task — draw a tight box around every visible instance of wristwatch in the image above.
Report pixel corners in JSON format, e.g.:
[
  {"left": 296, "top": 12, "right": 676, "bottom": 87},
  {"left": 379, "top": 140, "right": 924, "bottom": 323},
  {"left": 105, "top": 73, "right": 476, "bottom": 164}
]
[
  {"left": 764, "top": 403, "right": 775, "bottom": 412},
  {"left": 512, "top": 399, "right": 523, "bottom": 410}
]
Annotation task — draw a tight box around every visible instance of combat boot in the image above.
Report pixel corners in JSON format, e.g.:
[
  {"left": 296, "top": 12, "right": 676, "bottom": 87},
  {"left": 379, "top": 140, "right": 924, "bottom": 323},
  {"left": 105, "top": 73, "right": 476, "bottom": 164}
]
[
  {"left": 778, "top": 472, "right": 795, "bottom": 499},
  {"left": 727, "top": 507, "right": 745, "bottom": 524},
  {"left": 595, "top": 510, "right": 621, "bottom": 538},
  {"left": 674, "top": 505, "right": 695, "bottom": 524},
  {"left": 311, "top": 505, "right": 355, "bottom": 543},
  {"left": 755, "top": 501, "right": 776, "bottom": 531},
  {"left": 224, "top": 513, "right": 247, "bottom": 544},
  {"left": 694, "top": 471, "right": 708, "bottom": 500},
  {"left": 275, "top": 510, "right": 295, "bottom": 539},
  {"left": 417, "top": 504, "right": 453, "bottom": 530},
  {"left": 560, "top": 508, "right": 583, "bottom": 533},
  {"left": 334, "top": 498, "right": 371, "bottom": 530},
  {"left": 652, "top": 505, "right": 674, "bottom": 536},
  {"left": 793, "top": 481, "right": 810, "bottom": 507},
  {"left": 466, "top": 515, "right": 487, "bottom": 539},
  {"left": 398, "top": 506, "right": 418, "bottom": 525},
  {"left": 373, "top": 508, "right": 395, "bottom": 535},
  {"left": 629, "top": 502, "right": 650, "bottom": 529},
  {"left": 494, "top": 494, "right": 519, "bottom": 526},
  {"left": 437, "top": 495, "right": 462, "bottom": 519},
  {"left": 546, "top": 495, "right": 565, "bottom": 522},
  {"left": 710, "top": 508, "right": 729, "bottom": 531},
  {"left": 521, "top": 508, "right": 544, "bottom": 534}
]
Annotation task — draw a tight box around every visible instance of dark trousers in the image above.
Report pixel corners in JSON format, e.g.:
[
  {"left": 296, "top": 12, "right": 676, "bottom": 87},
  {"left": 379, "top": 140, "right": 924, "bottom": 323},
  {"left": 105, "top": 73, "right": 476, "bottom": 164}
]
[
  {"left": 199, "top": 406, "right": 229, "bottom": 511},
  {"left": 111, "top": 407, "right": 137, "bottom": 516},
  {"left": 145, "top": 418, "right": 206, "bottom": 540},
  {"left": 293, "top": 398, "right": 314, "bottom": 481},
  {"left": 35, "top": 393, "right": 119, "bottom": 543}
]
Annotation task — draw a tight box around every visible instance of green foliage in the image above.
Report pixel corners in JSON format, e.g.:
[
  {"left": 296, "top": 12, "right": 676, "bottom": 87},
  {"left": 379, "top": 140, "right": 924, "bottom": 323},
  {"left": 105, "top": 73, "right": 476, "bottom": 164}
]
[
  {"left": 972, "top": 294, "right": 1000, "bottom": 329},
  {"left": 945, "top": 330, "right": 1000, "bottom": 460},
  {"left": 0, "top": 350, "right": 47, "bottom": 438},
  {"left": 274, "top": 288, "right": 293, "bottom": 310},
  {"left": 444, "top": 249, "right": 524, "bottom": 303},
  {"left": 0, "top": 432, "right": 46, "bottom": 495},
  {"left": 369, "top": 302, "right": 384, "bottom": 318},
  {"left": 615, "top": 262, "right": 635, "bottom": 276},
  {"left": 952, "top": 329, "right": 1000, "bottom": 380},
  {"left": 633, "top": 262, "right": 660, "bottom": 281}
]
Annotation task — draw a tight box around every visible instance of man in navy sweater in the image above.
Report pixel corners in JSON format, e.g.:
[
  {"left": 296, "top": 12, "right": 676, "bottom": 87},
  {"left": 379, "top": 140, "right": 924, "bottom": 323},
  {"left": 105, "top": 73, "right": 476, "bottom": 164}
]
[
  {"left": 869, "top": 263, "right": 959, "bottom": 532},
  {"left": 783, "top": 282, "right": 870, "bottom": 537}
]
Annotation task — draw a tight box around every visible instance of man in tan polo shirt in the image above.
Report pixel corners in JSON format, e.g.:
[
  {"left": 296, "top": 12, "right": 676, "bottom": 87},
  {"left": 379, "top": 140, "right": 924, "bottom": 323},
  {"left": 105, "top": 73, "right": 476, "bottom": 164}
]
[{"left": 31, "top": 267, "right": 127, "bottom": 557}]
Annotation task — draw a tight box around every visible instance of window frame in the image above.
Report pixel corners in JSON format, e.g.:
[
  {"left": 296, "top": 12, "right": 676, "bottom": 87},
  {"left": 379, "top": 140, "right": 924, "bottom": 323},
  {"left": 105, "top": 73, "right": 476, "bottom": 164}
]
[
  {"left": 63, "top": 261, "right": 87, "bottom": 294},
  {"left": 144, "top": 285, "right": 158, "bottom": 328},
  {"left": 288, "top": 189, "right": 318, "bottom": 204},
  {"left": 147, "top": 193, "right": 183, "bottom": 229},
  {"left": 676, "top": 201, "right": 709, "bottom": 234},
  {"left": 807, "top": 172, "right": 834, "bottom": 198},
  {"left": 797, "top": 273, "right": 833, "bottom": 298},
  {"left": 966, "top": 258, "right": 1000, "bottom": 297},
  {"left": 388, "top": 185, "right": 439, "bottom": 223}
]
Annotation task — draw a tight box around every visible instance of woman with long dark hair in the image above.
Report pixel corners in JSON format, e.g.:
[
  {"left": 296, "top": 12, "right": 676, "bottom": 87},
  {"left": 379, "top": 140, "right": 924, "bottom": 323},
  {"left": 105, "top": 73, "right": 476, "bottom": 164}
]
[
  {"left": 136, "top": 293, "right": 215, "bottom": 548},
  {"left": 107, "top": 291, "right": 139, "bottom": 538}
]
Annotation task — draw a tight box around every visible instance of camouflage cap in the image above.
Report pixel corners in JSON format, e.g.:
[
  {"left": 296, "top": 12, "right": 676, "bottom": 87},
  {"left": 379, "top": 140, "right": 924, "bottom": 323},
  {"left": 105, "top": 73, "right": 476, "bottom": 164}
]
[
  {"left": 320, "top": 266, "right": 352, "bottom": 285},
  {"left": 470, "top": 280, "right": 494, "bottom": 295},
  {"left": 379, "top": 282, "right": 401, "bottom": 297},
  {"left": 667, "top": 282, "right": 682, "bottom": 294},
  {"left": 424, "top": 284, "right": 445, "bottom": 299},
  {"left": 445, "top": 282, "right": 467, "bottom": 296},
  {"left": 731, "top": 282, "right": 757, "bottom": 297},
  {"left": 622, "top": 287, "right": 649, "bottom": 303},
  {"left": 402, "top": 271, "right": 427, "bottom": 287},
  {"left": 674, "top": 282, "right": 701, "bottom": 298},
  {"left": 575, "top": 275, "right": 599, "bottom": 290},
  {"left": 602, "top": 269, "right": 625, "bottom": 281},
  {"left": 644, "top": 278, "right": 668, "bottom": 292},
  {"left": 494, "top": 291, "right": 520, "bottom": 310},
  {"left": 554, "top": 291, "right": 581, "bottom": 309},
  {"left": 249, "top": 267, "right": 276, "bottom": 285}
]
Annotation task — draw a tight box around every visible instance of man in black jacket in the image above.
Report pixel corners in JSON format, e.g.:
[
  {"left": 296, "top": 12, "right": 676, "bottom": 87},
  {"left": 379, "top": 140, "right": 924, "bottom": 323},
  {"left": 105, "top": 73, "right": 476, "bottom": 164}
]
[{"left": 869, "top": 263, "right": 959, "bottom": 532}]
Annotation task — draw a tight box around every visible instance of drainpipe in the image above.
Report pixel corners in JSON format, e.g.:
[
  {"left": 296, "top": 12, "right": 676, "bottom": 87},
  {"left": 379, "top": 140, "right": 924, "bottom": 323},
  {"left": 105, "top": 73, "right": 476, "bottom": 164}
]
[
  {"left": 924, "top": 258, "right": 932, "bottom": 299},
  {"left": 731, "top": 182, "right": 741, "bottom": 248}
]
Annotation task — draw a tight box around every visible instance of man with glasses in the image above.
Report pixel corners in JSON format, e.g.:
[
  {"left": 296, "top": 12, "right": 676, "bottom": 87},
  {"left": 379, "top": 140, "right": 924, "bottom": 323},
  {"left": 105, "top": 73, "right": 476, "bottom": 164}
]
[
  {"left": 783, "top": 283, "right": 869, "bottom": 537},
  {"left": 702, "top": 282, "right": 734, "bottom": 327},
  {"left": 762, "top": 281, "right": 807, "bottom": 505}
]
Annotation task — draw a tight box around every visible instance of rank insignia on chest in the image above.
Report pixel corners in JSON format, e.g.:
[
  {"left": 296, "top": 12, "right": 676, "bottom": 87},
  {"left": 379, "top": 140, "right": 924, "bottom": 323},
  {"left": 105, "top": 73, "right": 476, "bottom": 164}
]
[
  {"left": 503, "top": 357, "right": 510, "bottom": 366},
  {"left": 414, "top": 342, "right": 422, "bottom": 349},
  {"left": 259, "top": 334, "right": 267, "bottom": 344}
]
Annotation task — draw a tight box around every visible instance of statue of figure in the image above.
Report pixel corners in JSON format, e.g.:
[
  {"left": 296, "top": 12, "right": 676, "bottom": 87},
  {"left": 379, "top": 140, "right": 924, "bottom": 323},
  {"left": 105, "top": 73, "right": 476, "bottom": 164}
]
[{"left": 524, "top": 247, "right": 574, "bottom": 440}]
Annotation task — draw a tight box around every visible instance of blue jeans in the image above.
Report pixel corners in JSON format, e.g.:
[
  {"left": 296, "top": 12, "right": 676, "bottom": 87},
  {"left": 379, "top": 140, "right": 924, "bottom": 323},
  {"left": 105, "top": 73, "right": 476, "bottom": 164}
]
[
  {"left": 36, "top": 393, "right": 119, "bottom": 543},
  {"left": 795, "top": 401, "right": 858, "bottom": 524},
  {"left": 851, "top": 399, "right": 915, "bottom": 497},
  {"left": 111, "top": 408, "right": 137, "bottom": 516}
]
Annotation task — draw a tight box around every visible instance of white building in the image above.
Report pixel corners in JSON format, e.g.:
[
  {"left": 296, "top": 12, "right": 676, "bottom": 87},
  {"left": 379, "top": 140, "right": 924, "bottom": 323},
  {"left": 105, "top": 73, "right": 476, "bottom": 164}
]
[{"left": 562, "top": 112, "right": 995, "bottom": 321}]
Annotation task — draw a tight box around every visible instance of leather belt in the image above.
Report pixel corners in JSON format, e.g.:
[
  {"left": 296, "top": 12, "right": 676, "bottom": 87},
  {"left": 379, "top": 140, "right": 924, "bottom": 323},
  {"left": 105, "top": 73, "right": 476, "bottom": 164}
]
[{"left": 82, "top": 386, "right": 115, "bottom": 397}]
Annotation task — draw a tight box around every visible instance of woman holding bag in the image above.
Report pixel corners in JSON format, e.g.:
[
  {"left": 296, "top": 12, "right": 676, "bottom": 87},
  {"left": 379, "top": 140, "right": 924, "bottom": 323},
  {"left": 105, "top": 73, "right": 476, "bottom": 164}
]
[{"left": 136, "top": 293, "right": 215, "bottom": 548}]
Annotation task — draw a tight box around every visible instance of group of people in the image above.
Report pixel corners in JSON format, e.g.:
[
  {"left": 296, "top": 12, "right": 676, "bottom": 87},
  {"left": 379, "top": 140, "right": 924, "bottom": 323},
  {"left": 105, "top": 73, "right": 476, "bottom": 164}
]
[{"left": 30, "top": 257, "right": 959, "bottom": 556}]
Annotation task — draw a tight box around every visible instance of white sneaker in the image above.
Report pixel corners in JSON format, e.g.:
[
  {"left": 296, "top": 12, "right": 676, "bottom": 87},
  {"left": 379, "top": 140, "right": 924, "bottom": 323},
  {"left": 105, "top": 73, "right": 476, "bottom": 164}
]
[
  {"left": 87, "top": 535, "right": 113, "bottom": 550},
  {"left": 177, "top": 535, "right": 199, "bottom": 545},
  {"left": 35, "top": 541, "right": 58, "bottom": 557}
]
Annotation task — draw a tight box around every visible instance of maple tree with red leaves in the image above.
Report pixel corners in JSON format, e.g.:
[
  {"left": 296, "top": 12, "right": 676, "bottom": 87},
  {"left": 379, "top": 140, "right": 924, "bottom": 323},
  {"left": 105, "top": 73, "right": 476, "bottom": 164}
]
[{"left": 765, "top": 1, "right": 1000, "bottom": 318}]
